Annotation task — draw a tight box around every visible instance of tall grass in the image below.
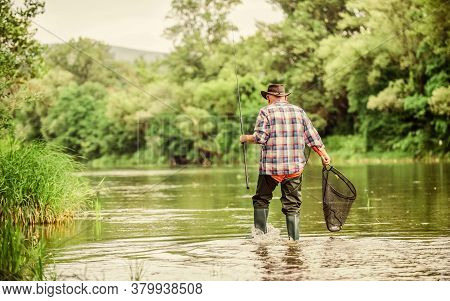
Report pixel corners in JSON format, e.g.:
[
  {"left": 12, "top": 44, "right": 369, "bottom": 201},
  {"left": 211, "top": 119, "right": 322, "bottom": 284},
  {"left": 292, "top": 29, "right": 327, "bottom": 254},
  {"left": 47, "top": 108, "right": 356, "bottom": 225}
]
[
  {"left": 129, "top": 260, "right": 145, "bottom": 281},
  {"left": 0, "top": 220, "right": 47, "bottom": 280},
  {"left": 0, "top": 138, "right": 93, "bottom": 224}
]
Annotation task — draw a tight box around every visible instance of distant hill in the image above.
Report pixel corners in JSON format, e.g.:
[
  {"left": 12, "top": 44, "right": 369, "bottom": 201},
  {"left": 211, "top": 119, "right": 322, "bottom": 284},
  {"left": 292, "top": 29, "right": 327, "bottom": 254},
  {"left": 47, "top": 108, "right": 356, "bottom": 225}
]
[
  {"left": 45, "top": 43, "right": 166, "bottom": 62},
  {"left": 109, "top": 45, "right": 166, "bottom": 62}
]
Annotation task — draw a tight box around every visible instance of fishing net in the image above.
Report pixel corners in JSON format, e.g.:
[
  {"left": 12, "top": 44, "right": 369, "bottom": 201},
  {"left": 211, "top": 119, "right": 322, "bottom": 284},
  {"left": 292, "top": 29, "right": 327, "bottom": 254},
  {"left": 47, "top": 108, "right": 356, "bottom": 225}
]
[
  {"left": 303, "top": 146, "right": 357, "bottom": 231},
  {"left": 321, "top": 165, "right": 356, "bottom": 232}
]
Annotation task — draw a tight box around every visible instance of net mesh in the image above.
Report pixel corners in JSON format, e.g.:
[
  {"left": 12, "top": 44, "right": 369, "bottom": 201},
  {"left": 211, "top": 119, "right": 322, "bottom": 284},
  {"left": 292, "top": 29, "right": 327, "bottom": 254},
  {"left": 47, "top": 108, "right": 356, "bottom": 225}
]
[{"left": 322, "top": 165, "right": 356, "bottom": 232}]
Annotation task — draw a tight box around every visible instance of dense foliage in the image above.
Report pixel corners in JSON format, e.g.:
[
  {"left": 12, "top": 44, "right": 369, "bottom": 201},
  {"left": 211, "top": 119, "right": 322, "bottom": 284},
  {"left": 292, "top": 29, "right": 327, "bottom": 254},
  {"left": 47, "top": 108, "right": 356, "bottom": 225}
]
[
  {"left": 9, "top": 0, "right": 450, "bottom": 165},
  {"left": 0, "top": 0, "right": 45, "bottom": 136}
]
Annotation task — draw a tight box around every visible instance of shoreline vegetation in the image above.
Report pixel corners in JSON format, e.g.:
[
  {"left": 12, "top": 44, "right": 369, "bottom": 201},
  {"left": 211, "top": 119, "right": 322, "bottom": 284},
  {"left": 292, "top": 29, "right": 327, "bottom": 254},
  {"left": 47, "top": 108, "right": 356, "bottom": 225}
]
[
  {"left": 0, "top": 221, "right": 48, "bottom": 281},
  {"left": 0, "top": 138, "right": 94, "bottom": 280},
  {"left": 87, "top": 135, "right": 449, "bottom": 169},
  {"left": 0, "top": 138, "right": 93, "bottom": 225},
  {"left": 87, "top": 151, "right": 449, "bottom": 169}
]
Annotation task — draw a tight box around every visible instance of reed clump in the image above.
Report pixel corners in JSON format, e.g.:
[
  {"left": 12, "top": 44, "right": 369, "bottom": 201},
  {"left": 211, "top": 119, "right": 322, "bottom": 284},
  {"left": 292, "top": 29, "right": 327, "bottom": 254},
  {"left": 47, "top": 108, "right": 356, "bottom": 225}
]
[
  {"left": 0, "top": 138, "right": 94, "bottom": 280},
  {"left": 0, "top": 138, "right": 93, "bottom": 224},
  {"left": 0, "top": 220, "right": 47, "bottom": 281}
]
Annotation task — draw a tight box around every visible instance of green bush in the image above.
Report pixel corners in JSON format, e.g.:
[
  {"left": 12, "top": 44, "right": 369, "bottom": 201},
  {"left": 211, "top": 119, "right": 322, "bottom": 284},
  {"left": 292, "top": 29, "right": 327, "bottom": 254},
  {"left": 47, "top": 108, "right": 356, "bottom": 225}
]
[{"left": 323, "top": 135, "right": 366, "bottom": 158}]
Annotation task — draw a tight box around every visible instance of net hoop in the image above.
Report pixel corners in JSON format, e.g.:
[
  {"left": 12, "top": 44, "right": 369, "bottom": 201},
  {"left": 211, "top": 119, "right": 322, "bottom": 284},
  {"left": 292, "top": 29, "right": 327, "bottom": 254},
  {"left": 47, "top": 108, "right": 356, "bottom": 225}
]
[{"left": 322, "top": 166, "right": 357, "bottom": 201}]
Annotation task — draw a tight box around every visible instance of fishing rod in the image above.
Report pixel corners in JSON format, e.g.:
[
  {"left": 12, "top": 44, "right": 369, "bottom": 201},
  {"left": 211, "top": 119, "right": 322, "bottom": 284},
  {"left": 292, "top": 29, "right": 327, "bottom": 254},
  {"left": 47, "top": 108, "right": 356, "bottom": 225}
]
[
  {"left": 232, "top": 31, "right": 250, "bottom": 190},
  {"left": 236, "top": 72, "right": 250, "bottom": 190}
]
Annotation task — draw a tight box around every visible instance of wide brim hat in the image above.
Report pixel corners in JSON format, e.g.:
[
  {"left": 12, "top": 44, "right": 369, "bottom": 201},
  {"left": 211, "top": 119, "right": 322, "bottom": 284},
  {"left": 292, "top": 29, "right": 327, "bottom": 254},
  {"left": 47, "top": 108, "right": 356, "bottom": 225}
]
[{"left": 261, "top": 84, "right": 291, "bottom": 99}]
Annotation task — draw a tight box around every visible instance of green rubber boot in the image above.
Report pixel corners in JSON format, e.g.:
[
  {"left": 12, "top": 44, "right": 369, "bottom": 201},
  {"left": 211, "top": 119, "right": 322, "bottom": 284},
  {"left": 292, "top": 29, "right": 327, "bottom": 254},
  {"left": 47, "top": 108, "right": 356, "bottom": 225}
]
[
  {"left": 286, "top": 214, "right": 299, "bottom": 240},
  {"left": 254, "top": 208, "right": 269, "bottom": 234}
]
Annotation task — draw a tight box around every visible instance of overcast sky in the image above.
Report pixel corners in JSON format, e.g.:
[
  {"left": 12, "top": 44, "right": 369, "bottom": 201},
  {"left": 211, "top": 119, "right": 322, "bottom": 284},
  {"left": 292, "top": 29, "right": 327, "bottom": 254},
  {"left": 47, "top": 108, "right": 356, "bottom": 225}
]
[{"left": 32, "top": 0, "right": 284, "bottom": 53}]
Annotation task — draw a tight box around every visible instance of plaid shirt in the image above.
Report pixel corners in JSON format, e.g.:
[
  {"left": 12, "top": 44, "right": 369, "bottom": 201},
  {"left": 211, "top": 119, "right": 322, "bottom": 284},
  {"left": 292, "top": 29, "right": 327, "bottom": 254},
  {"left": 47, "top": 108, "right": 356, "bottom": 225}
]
[{"left": 253, "top": 101, "right": 324, "bottom": 175}]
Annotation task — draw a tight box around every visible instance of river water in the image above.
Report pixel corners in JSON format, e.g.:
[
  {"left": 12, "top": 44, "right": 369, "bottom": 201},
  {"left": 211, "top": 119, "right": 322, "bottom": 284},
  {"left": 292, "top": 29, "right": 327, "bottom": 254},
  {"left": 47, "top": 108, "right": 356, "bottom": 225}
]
[{"left": 44, "top": 163, "right": 449, "bottom": 280}]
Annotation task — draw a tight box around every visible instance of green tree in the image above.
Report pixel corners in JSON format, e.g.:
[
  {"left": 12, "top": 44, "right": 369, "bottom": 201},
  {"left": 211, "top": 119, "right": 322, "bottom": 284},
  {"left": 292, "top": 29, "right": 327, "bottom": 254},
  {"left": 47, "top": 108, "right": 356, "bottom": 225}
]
[
  {"left": 262, "top": 0, "right": 351, "bottom": 133},
  {"left": 0, "top": 0, "right": 45, "bottom": 135},
  {"left": 106, "top": 81, "right": 182, "bottom": 156},
  {"left": 41, "top": 82, "right": 110, "bottom": 160},
  {"left": 45, "top": 38, "right": 119, "bottom": 86},
  {"left": 14, "top": 68, "right": 75, "bottom": 140},
  {"left": 163, "top": 0, "right": 241, "bottom": 82},
  {"left": 318, "top": 0, "right": 448, "bottom": 155}
]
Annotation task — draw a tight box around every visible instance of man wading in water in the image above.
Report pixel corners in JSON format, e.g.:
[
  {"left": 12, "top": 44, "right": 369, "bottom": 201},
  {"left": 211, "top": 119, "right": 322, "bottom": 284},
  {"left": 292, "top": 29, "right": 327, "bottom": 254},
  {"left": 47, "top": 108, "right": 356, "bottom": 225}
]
[{"left": 240, "top": 84, "right": 331, "bottom": 241}]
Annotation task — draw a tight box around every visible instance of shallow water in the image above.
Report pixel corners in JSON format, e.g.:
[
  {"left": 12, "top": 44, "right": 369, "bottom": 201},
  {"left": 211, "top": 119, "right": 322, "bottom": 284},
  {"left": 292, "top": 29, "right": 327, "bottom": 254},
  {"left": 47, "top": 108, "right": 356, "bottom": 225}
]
[{"left": 44, "top": 163, "right": 449, "bottom": 280}]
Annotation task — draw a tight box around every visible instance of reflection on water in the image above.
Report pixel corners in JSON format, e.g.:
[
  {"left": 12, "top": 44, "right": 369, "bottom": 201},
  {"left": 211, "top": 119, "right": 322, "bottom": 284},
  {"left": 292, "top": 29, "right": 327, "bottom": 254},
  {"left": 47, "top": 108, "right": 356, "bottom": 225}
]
[{"left": 44, "top": 163, "right": 449, "bottom": 280}]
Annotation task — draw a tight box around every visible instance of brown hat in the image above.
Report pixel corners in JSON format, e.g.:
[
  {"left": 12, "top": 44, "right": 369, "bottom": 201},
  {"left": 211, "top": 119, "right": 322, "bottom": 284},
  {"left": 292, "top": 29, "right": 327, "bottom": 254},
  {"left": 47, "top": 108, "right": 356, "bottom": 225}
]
[{"left": 261, "top": 84, "right": 291, "bottom": 99}]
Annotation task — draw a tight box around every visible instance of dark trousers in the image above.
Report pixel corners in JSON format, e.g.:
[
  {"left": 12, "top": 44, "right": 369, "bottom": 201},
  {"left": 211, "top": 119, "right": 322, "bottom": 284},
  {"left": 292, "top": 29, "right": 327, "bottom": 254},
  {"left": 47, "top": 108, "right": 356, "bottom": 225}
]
[{"left": 252, "top": 174, "right": 303, "bottom": 216}]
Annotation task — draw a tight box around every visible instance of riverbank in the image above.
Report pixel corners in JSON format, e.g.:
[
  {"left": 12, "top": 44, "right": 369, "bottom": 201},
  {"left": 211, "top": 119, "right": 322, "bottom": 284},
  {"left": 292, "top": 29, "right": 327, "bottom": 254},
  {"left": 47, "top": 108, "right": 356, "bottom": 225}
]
[{"left": 87, "top": 149, "right": 449, "bottom": 169}]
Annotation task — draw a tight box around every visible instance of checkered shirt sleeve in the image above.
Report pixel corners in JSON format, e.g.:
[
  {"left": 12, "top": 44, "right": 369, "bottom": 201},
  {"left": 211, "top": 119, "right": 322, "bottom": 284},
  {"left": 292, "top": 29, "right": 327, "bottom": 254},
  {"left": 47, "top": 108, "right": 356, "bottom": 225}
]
[
  {"left": 301, "top": 109, "right": 324, "bottom": 148},
  {"left": 253, "top": 109, "right": 270, "bottom": 144}
]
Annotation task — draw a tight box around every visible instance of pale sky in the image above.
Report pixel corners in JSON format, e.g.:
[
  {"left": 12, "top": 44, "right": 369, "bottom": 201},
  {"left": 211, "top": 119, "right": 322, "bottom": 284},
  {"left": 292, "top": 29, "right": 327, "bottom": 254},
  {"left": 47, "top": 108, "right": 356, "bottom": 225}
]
[{"left": 31, "top": 0, "right": 284, "bottom": 53}]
